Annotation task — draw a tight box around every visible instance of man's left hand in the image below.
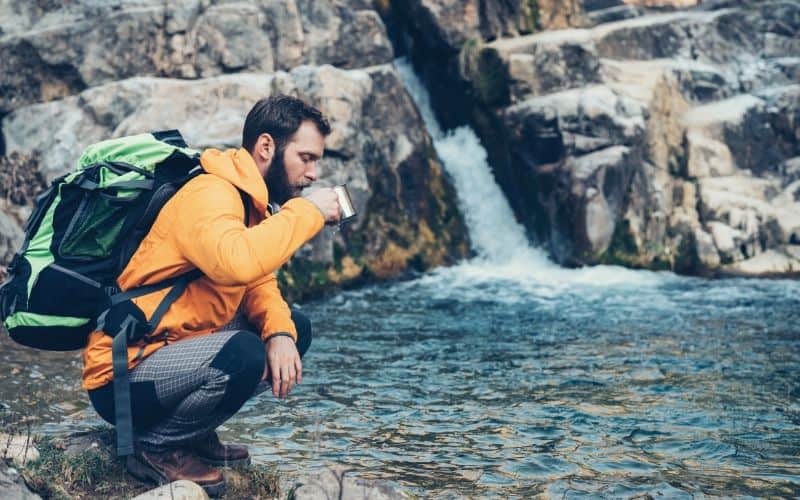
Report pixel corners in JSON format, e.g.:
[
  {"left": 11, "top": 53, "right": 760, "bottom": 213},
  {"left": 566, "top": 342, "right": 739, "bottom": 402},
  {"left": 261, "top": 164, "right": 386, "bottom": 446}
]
[{"left": 263, "top": 335, "right": 302, "bottom": 398}]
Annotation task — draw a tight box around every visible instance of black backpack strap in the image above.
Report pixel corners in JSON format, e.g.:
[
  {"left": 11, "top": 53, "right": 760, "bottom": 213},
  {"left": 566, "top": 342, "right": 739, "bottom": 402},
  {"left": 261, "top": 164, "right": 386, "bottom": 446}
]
[
  {"left": 107, "top": 269, "right": 203, "bottom": 457},
  {"left": 239, "top": 189, "right": 251, "bottom": 226},
  {"left": 151, "top": 129, "right": 188, "bottom": 148},
  {"left": 107, "top": 189, "right": 249, "bottom": 457}
]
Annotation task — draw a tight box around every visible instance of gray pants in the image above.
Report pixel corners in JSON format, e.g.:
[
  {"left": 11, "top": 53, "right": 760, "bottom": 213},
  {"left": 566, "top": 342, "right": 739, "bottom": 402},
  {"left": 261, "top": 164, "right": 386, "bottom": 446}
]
[{"left": 88, "top": 311, "right": 312, "bottom": 452}]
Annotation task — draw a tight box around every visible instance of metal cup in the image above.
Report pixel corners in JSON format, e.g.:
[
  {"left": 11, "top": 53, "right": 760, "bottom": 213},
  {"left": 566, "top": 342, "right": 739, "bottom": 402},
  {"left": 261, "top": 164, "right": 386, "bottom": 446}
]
[{"left": 333, "top": 184, "right": 357, "bottom": 224}]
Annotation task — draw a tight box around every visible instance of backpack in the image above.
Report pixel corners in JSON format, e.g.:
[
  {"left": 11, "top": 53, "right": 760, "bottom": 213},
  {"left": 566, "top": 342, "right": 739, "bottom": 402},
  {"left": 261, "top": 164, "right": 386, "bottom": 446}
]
[
  {"left": 0, "top": 130, "right": 247, "bottom": 456},
  {"left": 0, "top": 130, "right": 204, "bottom": 351}
]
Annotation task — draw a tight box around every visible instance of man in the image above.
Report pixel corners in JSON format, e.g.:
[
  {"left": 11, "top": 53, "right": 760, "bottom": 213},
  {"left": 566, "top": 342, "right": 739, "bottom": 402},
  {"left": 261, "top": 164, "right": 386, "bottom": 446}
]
[{"left": 83, "top": 95, "right": 340, "bottom": 495}]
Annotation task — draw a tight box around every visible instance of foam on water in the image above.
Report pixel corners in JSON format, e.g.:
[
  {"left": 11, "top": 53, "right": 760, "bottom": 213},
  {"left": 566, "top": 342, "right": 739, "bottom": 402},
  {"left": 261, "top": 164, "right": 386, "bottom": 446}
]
[{"left": 394, "top": 58, "right": 667, "bottom": 291}]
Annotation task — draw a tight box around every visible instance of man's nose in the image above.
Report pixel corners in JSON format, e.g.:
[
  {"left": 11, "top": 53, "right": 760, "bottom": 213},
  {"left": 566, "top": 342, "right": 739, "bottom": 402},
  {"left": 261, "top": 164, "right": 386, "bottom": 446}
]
[{"left": 306, "top": 162, "right": 318, "bottom": 181}]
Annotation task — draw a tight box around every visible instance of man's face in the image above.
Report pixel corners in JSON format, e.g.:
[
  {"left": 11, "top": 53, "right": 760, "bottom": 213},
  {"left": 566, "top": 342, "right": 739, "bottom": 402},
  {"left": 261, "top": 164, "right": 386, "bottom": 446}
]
[{"left": 266, "top": 120, "right": 325, "bottom": 205}]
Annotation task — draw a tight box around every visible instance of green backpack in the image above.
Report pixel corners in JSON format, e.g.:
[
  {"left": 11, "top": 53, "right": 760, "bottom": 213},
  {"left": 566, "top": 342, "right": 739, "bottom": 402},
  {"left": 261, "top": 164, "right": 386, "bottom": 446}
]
[
  {"left": 0, "top": 130, "right": 224, "bottom": 456},
  {"left": 0, "top": 130, "right": 205, "bottom": 350}
]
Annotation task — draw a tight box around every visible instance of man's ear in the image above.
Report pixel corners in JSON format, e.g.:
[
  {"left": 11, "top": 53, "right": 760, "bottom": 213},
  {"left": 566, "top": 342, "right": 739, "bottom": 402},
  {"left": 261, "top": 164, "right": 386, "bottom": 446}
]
[{"left": 255, "top": 133, "right": 275, "bottom": 171}]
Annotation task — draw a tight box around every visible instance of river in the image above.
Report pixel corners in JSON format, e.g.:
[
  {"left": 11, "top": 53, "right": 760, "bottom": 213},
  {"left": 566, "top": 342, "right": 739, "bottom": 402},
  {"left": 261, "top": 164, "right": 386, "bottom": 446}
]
[{"left": 1, "top": 60, "right": 798, "bottom": 497}]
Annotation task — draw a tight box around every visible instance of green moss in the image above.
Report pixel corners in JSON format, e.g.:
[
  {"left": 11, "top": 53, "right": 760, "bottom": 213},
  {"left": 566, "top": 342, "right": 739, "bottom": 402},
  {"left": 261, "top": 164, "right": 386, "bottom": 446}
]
[
  {"left": 459, "top": 41, "right": 510, "bottom": 107},
  {"left": 476, "top": 48, "right": 510, "bottom": 107},
  {"left": 279, "top": 258, "right": 332, "bottom": 302},
  {"left": 672, "top": 231, "right": 701, "bottom": 275},
  {"left": 522, "top": 0, "right": 541, "bottom": 32},
  {"left": 596, "top": 219, "right": 671, "bottom": 271}
]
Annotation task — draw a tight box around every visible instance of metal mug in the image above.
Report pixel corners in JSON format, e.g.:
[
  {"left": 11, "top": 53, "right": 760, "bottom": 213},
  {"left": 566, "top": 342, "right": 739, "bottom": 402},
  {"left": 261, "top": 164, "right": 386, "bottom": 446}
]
[{"left": 333, "top": 184, "right": 357, "bottom": 224}]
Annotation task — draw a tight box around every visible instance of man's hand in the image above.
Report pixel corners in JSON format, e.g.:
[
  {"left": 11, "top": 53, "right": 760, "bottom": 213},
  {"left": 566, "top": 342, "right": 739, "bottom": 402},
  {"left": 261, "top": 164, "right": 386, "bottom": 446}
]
[
  {"left": 303, "top": 187, "right": 340, "bottom": 224},
  {"left": 263, "top": 335, "right": 302, "bottom": 398}
]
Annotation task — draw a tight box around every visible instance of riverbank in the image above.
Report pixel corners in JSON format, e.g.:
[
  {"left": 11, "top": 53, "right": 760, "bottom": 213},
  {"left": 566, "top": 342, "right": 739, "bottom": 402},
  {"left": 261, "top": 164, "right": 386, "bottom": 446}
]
[
  {"left": 1, "top": 423, "right": 414, "bottom": 499},
  {"left": 1, "top": 425, "right": 280, "bottom": 499}
]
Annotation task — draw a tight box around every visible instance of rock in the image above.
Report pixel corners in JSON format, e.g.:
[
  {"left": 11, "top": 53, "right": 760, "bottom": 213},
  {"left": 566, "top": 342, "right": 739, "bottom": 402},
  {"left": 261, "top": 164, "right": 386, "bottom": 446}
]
[
  {"left": 0, "top": 462, "right": 41, "bottom": 500},
  {"left": 404, "top": 0, "right": 800, "bottom": 276},
  {"left": 132, "top": 480, "right": 208, "bottom": 500},
  {"left": 0, "top": 0, "right": 395, "bottom": 113},
  {"left": 694, "top": 226, "right": 721, "bottom": 268},
  {"left": 0, "top": 210, "right": 22, "bottom": 270},
  {"left": 681, "top": 90, "right": 798, "bottom": 177},
  {"left": 293, "top": 466, "right": 410, "bottom": 500},
  {"left": 1, "top": 63, "right": 469, "bottom": 297},
  {"left": 0, "top": 433, "right": 40, "bottom": 466},
  {"left": 722, "top": 246, "right": 800, "bottom": 276},
  {"left": 500, "top": 87, "right": 645, "bottom": 263},
  {"left": 587, "top": 5, "right": 645, "bottom": 24}
]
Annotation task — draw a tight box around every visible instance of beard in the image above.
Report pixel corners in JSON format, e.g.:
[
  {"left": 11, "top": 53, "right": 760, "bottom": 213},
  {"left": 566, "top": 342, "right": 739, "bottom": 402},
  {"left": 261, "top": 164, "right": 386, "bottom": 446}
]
[{"left": 264, "top": 152, "right": 301, "bottom": 206}]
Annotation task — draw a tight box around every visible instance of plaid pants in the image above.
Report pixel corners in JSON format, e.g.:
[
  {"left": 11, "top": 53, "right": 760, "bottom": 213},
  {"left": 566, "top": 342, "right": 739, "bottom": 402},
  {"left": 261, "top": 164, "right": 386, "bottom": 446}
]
[{"left": 88, "top": 310, "right": 311, "bottom": 452}]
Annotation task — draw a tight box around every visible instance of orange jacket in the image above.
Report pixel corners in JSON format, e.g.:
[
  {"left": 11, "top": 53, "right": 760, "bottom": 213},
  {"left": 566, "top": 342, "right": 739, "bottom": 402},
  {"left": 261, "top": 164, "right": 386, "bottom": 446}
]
[{"left": 82, "top": 148, "right": 324, "bottom": 390}]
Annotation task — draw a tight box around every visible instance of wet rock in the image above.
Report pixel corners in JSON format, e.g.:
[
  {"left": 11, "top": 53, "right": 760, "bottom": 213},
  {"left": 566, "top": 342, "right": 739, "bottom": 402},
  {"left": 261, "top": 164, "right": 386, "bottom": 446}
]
[
  {"left": 501, "top": 86, "right": 645, "bottom": 263},
  {"left": 293, "top": 466, "right": 410, "bottom": 500},
  {"left": 1, "top": 64, "right": 469, "bottom": 297},
  {"left": 132, "top": 480, "right": 208, "bottom": 500}
]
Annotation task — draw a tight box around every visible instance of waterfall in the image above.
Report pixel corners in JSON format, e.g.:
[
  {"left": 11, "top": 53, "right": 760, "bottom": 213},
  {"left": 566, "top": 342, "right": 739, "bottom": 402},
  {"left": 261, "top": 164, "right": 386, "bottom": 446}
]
[{"left": 394, "top": 58, "right": 666, "bottom": 288}]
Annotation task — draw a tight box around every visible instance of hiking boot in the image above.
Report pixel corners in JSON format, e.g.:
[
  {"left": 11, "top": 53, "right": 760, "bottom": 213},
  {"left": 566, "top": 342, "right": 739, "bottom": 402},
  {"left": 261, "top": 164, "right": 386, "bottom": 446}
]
[
  {"left": 190, "top": 431, "right": 251, "bottom": 466},
  {"left": 126, "top": 448, "right": 225, "bottom": 496}
]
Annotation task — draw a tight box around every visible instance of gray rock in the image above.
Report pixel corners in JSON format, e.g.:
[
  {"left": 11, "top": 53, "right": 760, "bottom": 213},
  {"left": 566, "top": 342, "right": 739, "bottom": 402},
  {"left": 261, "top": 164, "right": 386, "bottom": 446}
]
[
  {"left": 0, "top": 208, "right": 23, "bottom": 267},
  {"left": 0, "top": 0, "right": 395, "bottom": 113},
  {"left": 722, "top": 246, "right": 800, "bottom": 276},
  {"left": 132, "top": 480, "right": 208, "bottom": 500},
  {"left": 0, "top": 462, "right": 40, "bottom": 500},
  {"left": 293, "top": 466, "right": 410, "bottom": 500}
]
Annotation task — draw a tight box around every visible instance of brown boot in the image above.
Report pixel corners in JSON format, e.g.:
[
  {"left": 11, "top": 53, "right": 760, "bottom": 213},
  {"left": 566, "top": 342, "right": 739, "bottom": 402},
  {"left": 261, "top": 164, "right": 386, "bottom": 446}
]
[
  {"left": 190, "top": 431, "right": 251, "bottom": 466},
  {"left": 126, "top": 448, "right": 225, "bottom": 496}
]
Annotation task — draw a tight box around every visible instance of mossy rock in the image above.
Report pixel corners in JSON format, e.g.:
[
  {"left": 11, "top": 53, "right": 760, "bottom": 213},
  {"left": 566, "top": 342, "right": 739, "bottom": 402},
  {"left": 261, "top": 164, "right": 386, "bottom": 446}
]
[{"left": 459, "top": 40, "right": 510, "bottom": 107}]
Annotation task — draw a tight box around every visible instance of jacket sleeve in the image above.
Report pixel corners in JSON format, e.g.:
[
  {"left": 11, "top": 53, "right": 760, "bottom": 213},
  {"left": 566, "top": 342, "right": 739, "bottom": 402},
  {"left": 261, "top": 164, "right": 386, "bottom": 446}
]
[
  {"left": 172, "top": 176, "right": 324, "bottom": 286},
  {"left": 242, "top": 272, "right": 297, "bottom": 342}
]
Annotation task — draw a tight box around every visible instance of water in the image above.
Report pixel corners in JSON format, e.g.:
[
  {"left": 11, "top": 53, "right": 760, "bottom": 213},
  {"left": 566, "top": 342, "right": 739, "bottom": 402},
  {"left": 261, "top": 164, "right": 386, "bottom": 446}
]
[
  {"left": 1, "top": 60, "right": 799, "bottom": 497},
  {"left": 231, "top": 60, "right": 800, "bottom": 496}
]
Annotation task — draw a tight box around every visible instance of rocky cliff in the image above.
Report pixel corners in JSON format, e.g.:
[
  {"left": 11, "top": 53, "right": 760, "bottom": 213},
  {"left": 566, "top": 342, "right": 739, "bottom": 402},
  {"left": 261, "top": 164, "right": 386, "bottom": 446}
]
[
  {"left": 0, "top": 0, "right": 470, "bottom": 298},
  {"left": 2, "top": 0, "right": 798, "bottom": 284},
  {"left": 387, "top": 0, "right": 800, "bottom": 276}
]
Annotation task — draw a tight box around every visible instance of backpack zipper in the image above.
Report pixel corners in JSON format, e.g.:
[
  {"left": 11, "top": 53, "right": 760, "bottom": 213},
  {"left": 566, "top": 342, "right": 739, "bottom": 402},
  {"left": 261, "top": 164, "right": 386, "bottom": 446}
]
[{"left": 48, "top": 263, "right": 102, "bottom": 288}]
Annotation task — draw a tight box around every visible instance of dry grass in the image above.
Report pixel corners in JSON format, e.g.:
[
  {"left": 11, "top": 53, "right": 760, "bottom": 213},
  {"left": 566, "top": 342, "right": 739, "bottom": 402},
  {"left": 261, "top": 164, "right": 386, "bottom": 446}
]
[
  {"left": 0, "top": 152, "right": 48, "bottom": 206},
  {"left": 0, "top": 417, "right": 281, "bottom": 499}
]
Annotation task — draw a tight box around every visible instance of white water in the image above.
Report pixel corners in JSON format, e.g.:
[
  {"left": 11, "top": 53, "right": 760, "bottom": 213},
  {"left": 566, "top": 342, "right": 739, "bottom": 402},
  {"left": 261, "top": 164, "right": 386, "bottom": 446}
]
[{"left": 394, "top": 59, "right": 668, "bottom": 293}]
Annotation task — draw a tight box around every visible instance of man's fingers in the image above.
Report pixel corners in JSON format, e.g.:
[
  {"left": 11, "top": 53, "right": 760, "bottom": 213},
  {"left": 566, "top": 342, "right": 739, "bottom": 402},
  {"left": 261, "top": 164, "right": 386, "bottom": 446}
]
[
  {"left": 280, "top": 364, "right": 292, "bottom": 398},
  {"left": 271, "top": 364, "right": 281, "bottom": 397},
  {"left": 295, "top": 357, "right": 303, "bottom": 384}
]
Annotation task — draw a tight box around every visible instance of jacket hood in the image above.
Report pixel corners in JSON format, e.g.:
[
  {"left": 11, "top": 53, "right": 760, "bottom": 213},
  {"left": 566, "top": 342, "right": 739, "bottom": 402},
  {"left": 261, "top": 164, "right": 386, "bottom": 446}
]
[{"left": 199, "top": 148, "right": 268, "bottom": 216}]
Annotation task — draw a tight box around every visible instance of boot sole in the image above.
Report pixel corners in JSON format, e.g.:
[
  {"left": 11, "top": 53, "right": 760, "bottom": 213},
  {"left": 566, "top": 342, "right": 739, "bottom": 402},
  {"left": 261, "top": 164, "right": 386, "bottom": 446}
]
[{"left": 126, "top": 455, "right": 226, "bottom": 497}]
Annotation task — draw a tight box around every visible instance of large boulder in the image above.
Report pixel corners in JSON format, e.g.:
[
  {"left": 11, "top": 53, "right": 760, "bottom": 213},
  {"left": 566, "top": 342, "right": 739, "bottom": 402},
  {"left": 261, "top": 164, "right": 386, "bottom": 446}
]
[
  {"left": 1, "top": 64, "right": 469, "bottom": 297},
  {"left": 0, "top": 0, "right": 394, "bottom": 114}
]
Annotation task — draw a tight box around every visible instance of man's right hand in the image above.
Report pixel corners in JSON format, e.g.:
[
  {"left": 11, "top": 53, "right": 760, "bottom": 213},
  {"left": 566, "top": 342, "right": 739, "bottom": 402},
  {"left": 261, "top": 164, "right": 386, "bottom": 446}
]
[{"left": 303, "top": 187, "right": 340, "bottom": 224}]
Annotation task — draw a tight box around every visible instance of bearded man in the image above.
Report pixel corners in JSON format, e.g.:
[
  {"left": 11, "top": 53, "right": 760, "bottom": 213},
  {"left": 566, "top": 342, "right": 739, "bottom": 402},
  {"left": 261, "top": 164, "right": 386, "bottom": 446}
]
[{"left": 83, "top": 95, "right": 340, "bottom": 495}]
